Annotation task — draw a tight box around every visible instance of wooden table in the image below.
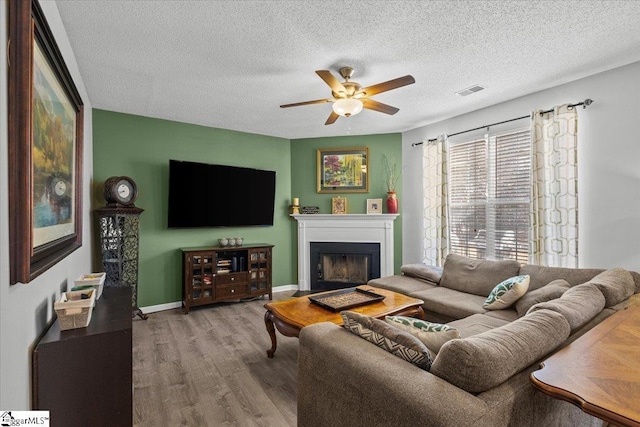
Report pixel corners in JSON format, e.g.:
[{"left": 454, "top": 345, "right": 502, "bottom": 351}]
[
  {"left": 264, "top": 286, "right": 425, "bottom": 358},
  {"left": 530, "top": 306, "right": 640, "bottom": 427}
]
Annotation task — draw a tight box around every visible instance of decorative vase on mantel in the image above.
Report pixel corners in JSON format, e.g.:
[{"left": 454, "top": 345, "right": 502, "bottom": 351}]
[{"left": 386, "top": 191, "right": 398, "bottom": 214}]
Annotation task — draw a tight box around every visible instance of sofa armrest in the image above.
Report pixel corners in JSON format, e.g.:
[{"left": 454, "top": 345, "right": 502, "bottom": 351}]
[
  {"left": 298, "top": 322, "right": 491, "bottom": 427},
  {"left": 401, "top": 263, "right": 443, "bottom": 284}
]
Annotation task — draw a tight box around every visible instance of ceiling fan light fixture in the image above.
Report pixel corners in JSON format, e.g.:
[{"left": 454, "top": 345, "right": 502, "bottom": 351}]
[{"left": 332, "top": 98, "right": 363, "bottom": 117}]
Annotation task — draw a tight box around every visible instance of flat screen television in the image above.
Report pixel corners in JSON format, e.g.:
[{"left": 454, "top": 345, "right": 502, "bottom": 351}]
[{"left": 168, "top": 159, "right": 276, "bottom": 228}]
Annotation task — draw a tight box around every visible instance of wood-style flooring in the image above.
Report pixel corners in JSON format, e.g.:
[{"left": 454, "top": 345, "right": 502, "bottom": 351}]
[{"left": 132, "top": 291, "right": 299, "bottom": 426}]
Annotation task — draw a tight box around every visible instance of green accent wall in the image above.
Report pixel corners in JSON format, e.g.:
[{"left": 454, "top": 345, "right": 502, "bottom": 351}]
[
  {"left": 92, "top": 110, "right": 293, "bottom": 307},
  {"left": 93, "top": 110, "right": 403, "bottom": 307},
  {"left": 290, "top": 133, "right": 403, "bottom": 274}
]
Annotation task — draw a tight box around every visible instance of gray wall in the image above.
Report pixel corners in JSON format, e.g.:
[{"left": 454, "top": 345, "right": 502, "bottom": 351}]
[
  {"left": 0, "top": 1, "right": 94, "bottom": 409},
  {"left": 402, "top": 61, "right": 640, "bottom": 271}
]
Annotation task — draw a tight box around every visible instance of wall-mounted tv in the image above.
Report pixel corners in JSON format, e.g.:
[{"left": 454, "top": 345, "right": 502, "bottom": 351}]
[{"left": 168, "top": 159, "right": 276, "bottom": 228}]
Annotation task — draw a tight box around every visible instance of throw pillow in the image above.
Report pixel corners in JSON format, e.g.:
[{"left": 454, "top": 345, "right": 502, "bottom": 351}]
[
  {"left": 341, "top": 311, "right": 433, "bottom": 371},
  {"left": 385, "top": 316, "right": 460, "bottom": 353},
  {"left": 483, "top": 275, "right": 530, "bottom": 310},
  {"left": 515, "top": 279, "right": 571, "bottom": 317}
]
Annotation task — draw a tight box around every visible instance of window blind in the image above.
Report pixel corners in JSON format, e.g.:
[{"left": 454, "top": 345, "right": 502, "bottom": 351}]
[{"left": 448, "top": 128, "right": 531, "bottom": 262}]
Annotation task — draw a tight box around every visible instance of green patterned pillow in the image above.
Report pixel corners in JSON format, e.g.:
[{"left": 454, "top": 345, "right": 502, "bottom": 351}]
[
  {"left": 385, "top": 316, "right": 460, "bottom": 353},
  {"left": 483, "top": 275, "right": 530, "bottom": 310},
  {"left": 341, "top": 311, "right": 433, "bottom": 371}
]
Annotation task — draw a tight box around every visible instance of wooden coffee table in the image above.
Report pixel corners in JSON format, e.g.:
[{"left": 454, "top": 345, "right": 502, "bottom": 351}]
[
  {"left": 263, "top": 286, "right": 425, "bottom": 358},
  {"left": 530, "top": 306, "right": 640, "bottom": 427}
]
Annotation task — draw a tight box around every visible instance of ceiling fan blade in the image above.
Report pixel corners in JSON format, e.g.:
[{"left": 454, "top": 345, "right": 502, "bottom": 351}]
[
  {"left": 316, "top": 70, "right": 347, "bottom": 94},
  {"left": 280, "top": 98, "right": 333, "bottom": 108},
  {"left": 357, "top": 75, "right": 415, "bottom": 97},
  {"left": 362, "top": 99, "right": 400, "bottom": 115},
  {"left": 325, "top": 111, "right": 340, "bottom": 125}
]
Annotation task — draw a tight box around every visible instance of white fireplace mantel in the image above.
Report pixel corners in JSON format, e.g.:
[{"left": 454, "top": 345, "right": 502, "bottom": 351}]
[{"left": 292, "top": 214, "right": 399, "bottom": 291}]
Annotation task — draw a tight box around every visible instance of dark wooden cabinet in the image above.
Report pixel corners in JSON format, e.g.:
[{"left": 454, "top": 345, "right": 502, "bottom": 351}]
[
  {"left": 32, "top": 287, "right": 132, "bottom": 427},
  {"left": 181, "top": 243, "right": 273, "bottom": 314}
]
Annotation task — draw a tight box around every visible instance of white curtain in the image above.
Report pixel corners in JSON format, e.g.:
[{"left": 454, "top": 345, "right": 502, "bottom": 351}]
[
  {"left": 530, "top": 105, "right": 578, "bottom": 267},
  {"left": 423, "top": 135, "right": 449, "bottom": 267}
]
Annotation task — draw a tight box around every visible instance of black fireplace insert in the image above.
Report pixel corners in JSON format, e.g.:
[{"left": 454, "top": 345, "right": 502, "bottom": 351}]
[{"left": 310, "top": 242, "right": 381, "bottom": 291}]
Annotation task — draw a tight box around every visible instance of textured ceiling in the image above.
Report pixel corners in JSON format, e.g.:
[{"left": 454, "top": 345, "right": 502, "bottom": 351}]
[{"left": 55, "top": 1, "right": 640, "bottom": 140}]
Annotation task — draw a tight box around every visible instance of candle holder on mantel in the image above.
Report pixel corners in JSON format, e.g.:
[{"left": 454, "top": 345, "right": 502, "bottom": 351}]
[{"left": 290, "top": 197, "right": 300, "bottom": 215}]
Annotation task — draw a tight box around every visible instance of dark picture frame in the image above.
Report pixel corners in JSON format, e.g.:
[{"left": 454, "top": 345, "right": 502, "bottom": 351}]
[
  {"left": 317, "top": 147, "right": 369, "bottom": 193},
  {"left": 8, "top": 0, "right": 84, "bottom": 284}
]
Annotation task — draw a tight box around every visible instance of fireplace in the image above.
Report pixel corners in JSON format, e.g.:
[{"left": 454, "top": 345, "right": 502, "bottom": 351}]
[
  {"left": 310, "top": 242, "right": 381, "bottom": 291},
  {"left": 292, "top": 214, "right": 399, "bottom": 291}
]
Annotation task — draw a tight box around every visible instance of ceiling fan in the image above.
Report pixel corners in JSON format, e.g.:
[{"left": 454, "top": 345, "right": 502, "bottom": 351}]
[{"left": 280, "top": 67, "right": 415, "bottom": 125}]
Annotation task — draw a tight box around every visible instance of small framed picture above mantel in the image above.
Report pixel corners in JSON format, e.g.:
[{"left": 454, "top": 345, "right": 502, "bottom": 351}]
[{"left": 317, "top": 147, "right": 369, "bottom": 193}]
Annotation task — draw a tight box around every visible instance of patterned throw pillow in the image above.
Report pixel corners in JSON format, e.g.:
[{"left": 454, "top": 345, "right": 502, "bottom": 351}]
[
  {"left": 483, "top": 275, "right": 530, "bottom": 310},
  {"left": 341, "top": 311, "right": 433, "bottom": 371},
  {"left": 385, "top": 316, "right": 460, "bottom": 353}
]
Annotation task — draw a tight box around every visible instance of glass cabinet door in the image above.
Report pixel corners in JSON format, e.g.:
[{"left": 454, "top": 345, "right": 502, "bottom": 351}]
[
  {"left": 248, "top": 248, "right": 271, "bottom": 293},
  {"left": 189, "top": 251, "right": 214, "bottom": 302}
]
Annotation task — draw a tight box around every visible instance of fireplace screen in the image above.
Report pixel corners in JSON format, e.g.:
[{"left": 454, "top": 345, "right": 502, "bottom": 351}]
[
  {"left": 310, "top": 242, "right": 381, "bottom": 291},
  {"left": 319, "top": 254, "right": 369, "bottom": 284}
]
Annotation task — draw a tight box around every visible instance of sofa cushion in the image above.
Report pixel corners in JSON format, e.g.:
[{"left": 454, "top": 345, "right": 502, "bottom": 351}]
[
  {"left": 483, "top": 275, "right": 530, "bottom": 310},
  {"left": 385, "top": 316, "right": 460, "bottom": 353},
  {"left": 587, "top": 268, "right": 635, "bottom": 307},
  {"left": 518, "top": 264, "right": 603, "bottom": 291},
  {"left": 400, "top": 263, "right": 443, "bottom": 284},
  {"left": 527, "top": 283, "right": 606, "bottom": 332},
  {"left": 515, "top": 279, "right": 571, "bottom": 317},
  {"left": 430, "top": 309, "right": 571, "bottom": 393},
  {"left": 368, "top": 275, "right": 437, "bottom": 295},
  {"left": 341, "top": 311, "right": 433, "bottom": 370},
  {"left": 409, "top": 287, "right": 488, "bottom": 320},
  {"left": 440, "top": 254, "right": 521, "bottom": 297},
  {"left": 483, "top": 308, "right": 519, "bottom": 322},
  {"left": 446, "top": 313, "right": 510, "bottom": 338}
]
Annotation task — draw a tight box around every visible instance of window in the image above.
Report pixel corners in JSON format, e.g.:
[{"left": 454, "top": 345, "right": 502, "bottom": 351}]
[{"left": 448, "top": 128, "right": 531, "bottom": 262}]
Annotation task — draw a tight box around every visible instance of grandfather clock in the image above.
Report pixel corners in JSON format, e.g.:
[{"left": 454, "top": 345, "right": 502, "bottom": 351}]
[{"left": 96, "top": 176, "right": 147, "bottom": 319}]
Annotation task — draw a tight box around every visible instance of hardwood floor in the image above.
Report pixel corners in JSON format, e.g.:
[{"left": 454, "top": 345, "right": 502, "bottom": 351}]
[{"left": 132, "top": 291, "right": 299, "bottom": 426}]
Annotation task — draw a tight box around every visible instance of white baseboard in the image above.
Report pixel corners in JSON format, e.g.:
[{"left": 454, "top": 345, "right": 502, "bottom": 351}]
[
  {"left": 140, "top": 301, "right": 182, "bottom": 314},
  {"left": 139, "top": 284, "right": 299, "bottom": 314},
  {"left": 272, "top": 284, "right": 299, "bottom": 292}
]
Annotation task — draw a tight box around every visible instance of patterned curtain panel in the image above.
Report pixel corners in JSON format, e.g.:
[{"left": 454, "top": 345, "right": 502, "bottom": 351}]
[
  {"left": 530, "top": 105, "right": 578, "bottom": 267},
  {"left": 423, "top": 136, "right": 449, "bottom": 267}
]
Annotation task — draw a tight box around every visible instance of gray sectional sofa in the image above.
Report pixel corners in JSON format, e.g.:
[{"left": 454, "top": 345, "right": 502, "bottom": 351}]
[{"left": 297, "top": 254, "right": 640, "bottom": 427}]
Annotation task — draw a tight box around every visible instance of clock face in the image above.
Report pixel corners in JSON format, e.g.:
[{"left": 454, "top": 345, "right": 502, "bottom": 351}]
[
  {"left": 115, "top": 180, "right": 134, "bottom": 203},
  {"left": 50, "top": 177, "right": 69, "bottom": 199},
  {"left": 54, "top": 180, "right": 67, "bottom": 196},
  {"left": 117, "top": 183, "right": 131, "bottom": 200}
]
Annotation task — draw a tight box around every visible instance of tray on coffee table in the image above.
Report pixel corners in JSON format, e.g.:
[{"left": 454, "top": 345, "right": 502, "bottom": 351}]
[{"left": 308, "top": 287, "right": 385, "bottom": 311}]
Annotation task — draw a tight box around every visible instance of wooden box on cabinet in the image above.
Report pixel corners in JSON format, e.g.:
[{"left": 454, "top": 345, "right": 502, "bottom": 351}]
[{"left": 181, "top": 243, "right": 273, "bottom": 314}]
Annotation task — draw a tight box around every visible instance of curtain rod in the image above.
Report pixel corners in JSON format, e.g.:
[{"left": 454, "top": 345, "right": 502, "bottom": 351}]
[{"left": 411, "top": 99, "right": 593, "bottom": 147}]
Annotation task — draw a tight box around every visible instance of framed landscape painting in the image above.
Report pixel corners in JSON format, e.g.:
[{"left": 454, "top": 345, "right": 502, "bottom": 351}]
[
  {"left": 8, "top": 0, "right": 84, "bottom": 284},
  {"left": 317, "top": 147, "right": 369, "bottom": 193}
]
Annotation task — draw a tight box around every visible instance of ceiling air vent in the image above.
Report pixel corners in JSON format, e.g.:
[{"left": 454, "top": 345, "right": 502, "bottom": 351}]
[{"left": 455, "top": 85, "right": 485, "bottom": 97}]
